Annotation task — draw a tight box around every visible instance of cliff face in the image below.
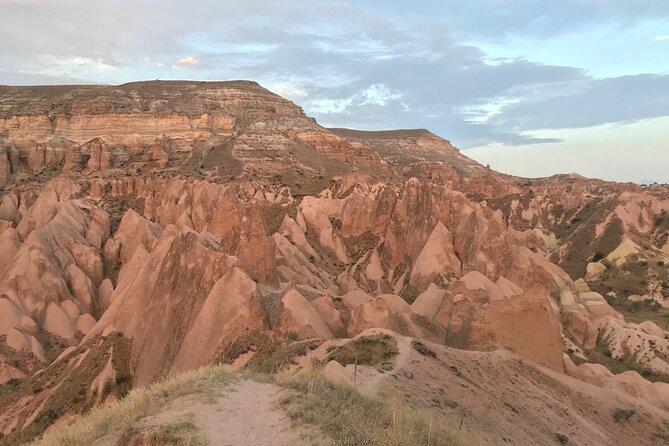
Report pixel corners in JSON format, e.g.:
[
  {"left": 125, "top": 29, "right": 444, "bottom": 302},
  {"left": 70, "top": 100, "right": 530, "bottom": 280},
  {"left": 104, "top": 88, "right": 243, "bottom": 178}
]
[
  {"left": 0, "top": 81, "right": 314, "bottom": 181},
  {"left": 0, "top": 81, "right": 667, "bottom": 444}
]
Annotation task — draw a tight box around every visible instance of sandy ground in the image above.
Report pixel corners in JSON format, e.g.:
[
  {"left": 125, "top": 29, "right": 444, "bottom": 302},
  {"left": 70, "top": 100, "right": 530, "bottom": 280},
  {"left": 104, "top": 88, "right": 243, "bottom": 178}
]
[
  {"left": 128, "top": 379, "right": 329, "bottom": 446},
  {"left": 193, "top": 380, "right": 326, "bottom": 445}
]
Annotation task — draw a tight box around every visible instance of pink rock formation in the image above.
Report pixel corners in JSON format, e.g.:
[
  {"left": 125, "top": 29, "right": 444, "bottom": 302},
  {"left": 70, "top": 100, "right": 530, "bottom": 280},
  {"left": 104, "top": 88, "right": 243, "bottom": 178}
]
[
  {"left": 0, "top": 81, "right": 667, "bottom": 443},
  {"left": 275, "top": 286, "right": 334, "bottom": 340}
]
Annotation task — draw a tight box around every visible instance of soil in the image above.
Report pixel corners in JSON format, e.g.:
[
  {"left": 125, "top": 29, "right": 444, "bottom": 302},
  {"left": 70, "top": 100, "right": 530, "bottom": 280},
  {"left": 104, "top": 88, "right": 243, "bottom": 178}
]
[{"left": 120, "top": 379, "right": 330, "bottom": 446}]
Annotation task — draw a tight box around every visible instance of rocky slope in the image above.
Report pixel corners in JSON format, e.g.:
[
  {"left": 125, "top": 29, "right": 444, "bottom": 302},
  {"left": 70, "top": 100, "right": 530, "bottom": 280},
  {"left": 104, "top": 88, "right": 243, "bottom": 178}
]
[{"left": 0, "top": 81, "right": 667, "bottom": 444}]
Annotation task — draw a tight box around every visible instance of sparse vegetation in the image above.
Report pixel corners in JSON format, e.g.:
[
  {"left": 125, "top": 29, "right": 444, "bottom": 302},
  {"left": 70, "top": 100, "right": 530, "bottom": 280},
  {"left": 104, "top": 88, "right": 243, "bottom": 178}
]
[
  {"left": 341, "top": 230, "right": 379, "bottom": 263},
  {"left": 327, "top": 334, "right": 399, "bottom": 372},
  {"left": 571, "top": 340, "right": 669, "bottom": 384},
  {"left": 31, "top": 365, "right": 231, "bottom": 446},
  {"left": 119, "top": 419, "right": 203, "bottom": 446},
  {"left": 220, "top": 331, "right": 323, "bottom": 374},
  {"left": 555, "top": 433, "right": 569, "bottom": 445},
  {"left": 247, "top": 339, "right": 323, "bottom": 374},
  {"left": 411, "top": 340, "right": 437, "bottom": 358},
  {"left": 281, "top": 370, "right": 474, "bottom": 446},
  {"left": 102, "top": 378, "right": 114, "bottom": 397},
  {"left": 0, "top": 333, "right": 133, "bottom": 445},
  {"left": 612, "top": 408, "right": 636, "bottom": 424},
  {"left": 601, "top": 293, "right": 669, "bottom": 328}
]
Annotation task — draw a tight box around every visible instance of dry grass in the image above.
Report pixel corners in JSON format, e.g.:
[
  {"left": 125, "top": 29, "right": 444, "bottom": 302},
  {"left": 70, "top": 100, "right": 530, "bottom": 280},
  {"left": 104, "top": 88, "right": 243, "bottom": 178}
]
[
  {"left": 326, "top": 334, "right": 398, "bottom": 372},
  {"left": 119, "top": 419, "right": 204, "bottom": 446},
  {"left": 31, "top": 365, "right": 231, "bottom": 446},
  {"left": 221, "top": 331, "right": 323, "bottom": 374},
  {"left": 280, "top": 370, "right": 476, "bottom": 446},
  {"left": 0, "top": 333, "right": 133, "bottom": 446},
  {"left": 32, "top": 360, "right": 479, "bottom": 446}
]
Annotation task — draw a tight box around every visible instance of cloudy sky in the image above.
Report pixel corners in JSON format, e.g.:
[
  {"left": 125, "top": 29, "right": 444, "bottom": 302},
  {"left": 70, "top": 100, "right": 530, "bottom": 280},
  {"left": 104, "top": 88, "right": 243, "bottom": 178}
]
[{"left": 1, "top": 0, "right": 668, "bottom": 183}]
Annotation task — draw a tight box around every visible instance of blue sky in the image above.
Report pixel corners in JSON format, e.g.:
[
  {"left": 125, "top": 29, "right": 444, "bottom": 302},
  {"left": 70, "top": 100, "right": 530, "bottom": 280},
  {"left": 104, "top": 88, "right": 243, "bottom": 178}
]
[{"left": 1, "top": 0, "right": 667, "bottom": 183}]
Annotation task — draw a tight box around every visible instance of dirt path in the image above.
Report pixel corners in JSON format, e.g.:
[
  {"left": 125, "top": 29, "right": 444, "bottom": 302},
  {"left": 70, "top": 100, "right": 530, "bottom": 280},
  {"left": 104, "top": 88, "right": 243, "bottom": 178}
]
[
  {"left": 134, "top": 379, "right": 328, "bottom": 446},
  {"left": 193, "top": 379, "right": 325, "bottom": 445}
]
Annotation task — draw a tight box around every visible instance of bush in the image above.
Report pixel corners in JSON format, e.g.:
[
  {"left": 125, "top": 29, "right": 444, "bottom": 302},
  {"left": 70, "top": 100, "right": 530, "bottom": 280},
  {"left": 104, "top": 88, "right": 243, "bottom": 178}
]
[
  {"left": 102, "top": 379, "right": 114, "bottom": 396},
  {"left": 115, "top": 373, "right": 131, "bottom": 385},
  {"left": 612, "top": 408, "right": 636, "bottom": 423},
  {"left": 327, "top": 335, "right": 399, "bottom": 372},
  {"left": 411, "top": 340, "right": 437, "bottom": 358},
  {"left": 556, "top": 433, "right": 569, "bottom": 445}
]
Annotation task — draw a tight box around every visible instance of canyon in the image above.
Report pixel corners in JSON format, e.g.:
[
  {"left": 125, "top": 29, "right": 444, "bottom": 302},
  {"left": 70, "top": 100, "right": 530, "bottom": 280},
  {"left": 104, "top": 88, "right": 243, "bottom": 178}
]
[{"left": 0, "top": 81, "right": 667, "bottom": 445}]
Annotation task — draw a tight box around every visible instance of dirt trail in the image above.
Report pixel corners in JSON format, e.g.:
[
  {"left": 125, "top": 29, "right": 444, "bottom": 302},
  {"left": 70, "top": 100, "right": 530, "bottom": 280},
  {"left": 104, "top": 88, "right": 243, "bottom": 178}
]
[
  {"left": 140, "top": 379, "right": 328, "bottom": 446},
  {"left": 194, "top": 379, "right": 325, "bottom": 445}
]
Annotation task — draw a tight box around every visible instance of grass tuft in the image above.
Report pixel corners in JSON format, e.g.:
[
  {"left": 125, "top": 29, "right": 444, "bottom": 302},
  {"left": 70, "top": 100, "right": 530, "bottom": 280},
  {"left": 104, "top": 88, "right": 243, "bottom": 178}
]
[
  {"left": 326, "top": 334, "right": 399, "bottom": 372},
  {"left": 31, "top": 365, "right": 231, "bottom": 446},
  {"left": 411, "top": 340, "right": 437, "bottom": 358},
  {"left": 612, "top": 408, "right": 636, "bottom": 424},
  {"left": 119, "top": 419, "right": 204, "bottom": 446},
  {"left": 280, "top": 370, "right": 475, "bottom": 446}
]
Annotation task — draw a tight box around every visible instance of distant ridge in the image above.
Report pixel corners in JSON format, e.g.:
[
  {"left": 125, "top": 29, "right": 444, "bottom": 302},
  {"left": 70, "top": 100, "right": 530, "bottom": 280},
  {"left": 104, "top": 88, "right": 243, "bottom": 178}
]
[{"left": 328, "top": 127, "right": 436, "bottom": 139}]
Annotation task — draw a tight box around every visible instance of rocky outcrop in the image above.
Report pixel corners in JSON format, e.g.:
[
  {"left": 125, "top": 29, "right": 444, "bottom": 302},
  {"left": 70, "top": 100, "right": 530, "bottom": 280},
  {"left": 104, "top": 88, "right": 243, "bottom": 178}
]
[
  {"left": 0, "top": 180, "right": 108, "bottom": 348},
  {"left": 88, "top": 221, "right": 268, "bottom": 385},
  {"left": 85, "top": 137, "right": 111, "bottom": 171},
  {"left": 409, "top": 221, "right": 461, "bottom": 288},
  {"left": 0, "top": 141, "right": 9, "bottom": 187},
  {"left": 275, "top": 287, "right": 333, "bottom": 340},
  {"left": 172, "top": 266, "right": 268, "bottom": 374},
  {"left": 0, "top": 81, "right": 667, "bottom": 443}
]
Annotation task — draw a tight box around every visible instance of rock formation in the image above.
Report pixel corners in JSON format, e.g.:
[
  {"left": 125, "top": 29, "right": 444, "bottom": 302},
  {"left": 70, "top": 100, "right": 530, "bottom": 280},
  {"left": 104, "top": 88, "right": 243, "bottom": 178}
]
[{"left": 0, "top": 80, "right": 667, "bottom": 444}]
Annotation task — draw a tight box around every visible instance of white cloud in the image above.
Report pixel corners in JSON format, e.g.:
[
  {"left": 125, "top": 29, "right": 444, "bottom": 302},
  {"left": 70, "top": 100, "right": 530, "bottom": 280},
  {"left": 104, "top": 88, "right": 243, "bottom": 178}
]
[
  {"left": 360, "top": 84, "right": 402, "bottom": 106},
  {"left": 266, "top": 83, "right": 308, "bottom": 100},
  {"left": 172, "top": 55, "right": 198, "bottom": 69},
  {"left": 29, "top": 55, "right": 118, "bottom": 79},
  {"left": 143, "top": 57, "right": 165, "bottom": 68},
  {"left": 0, "top": 0, "right": 667, "bottom": 181}
]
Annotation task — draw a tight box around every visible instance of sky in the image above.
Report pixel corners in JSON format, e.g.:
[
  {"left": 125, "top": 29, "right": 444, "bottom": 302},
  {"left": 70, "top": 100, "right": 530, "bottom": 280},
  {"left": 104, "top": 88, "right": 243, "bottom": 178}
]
[{"left": 1, "top": 0, "right": 668, "bottom": 183}]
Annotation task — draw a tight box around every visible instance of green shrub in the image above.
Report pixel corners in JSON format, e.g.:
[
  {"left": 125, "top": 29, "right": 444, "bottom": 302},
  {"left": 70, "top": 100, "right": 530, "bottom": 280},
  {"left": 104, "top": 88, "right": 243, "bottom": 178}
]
[
  {"left": 411, "top": 340, "right": 437, "bottom": 358},
  {"left": 612, "top": 408, "right": 635, "bottom": 423},
  {"left": 102, "top": 379, "right": 114, "bottom": 397},
  {"left": 327, "top": 334, "right": 399, "bottom": 372}
]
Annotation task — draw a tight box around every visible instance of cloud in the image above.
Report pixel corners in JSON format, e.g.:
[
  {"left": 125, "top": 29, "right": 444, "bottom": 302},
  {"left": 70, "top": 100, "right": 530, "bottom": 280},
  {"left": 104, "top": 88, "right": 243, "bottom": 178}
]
[
  {"left": 489, "top": 74, "right": 669, "bottom": 131},
  {"left": 0, "top": 0, "right": 666, "bottom": 151},
  {"left": 375, "top": 1, "right": 669, "bottom": 39},
  {"left": 173, "top": 56, "right": 199, "bottom": 68},
  {"left": 654, "top": 35, "right": 669, "bottom": 41},
  {"left": 143, "top": 57, "right": 165, "bottom": 68}
]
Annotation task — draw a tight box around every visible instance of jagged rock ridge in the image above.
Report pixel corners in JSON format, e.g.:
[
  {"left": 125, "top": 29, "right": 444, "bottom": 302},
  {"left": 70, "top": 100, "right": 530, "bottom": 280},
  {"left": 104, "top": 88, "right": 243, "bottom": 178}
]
[{"left": 0, "top": 81, "right": 667, "bottom": 445}]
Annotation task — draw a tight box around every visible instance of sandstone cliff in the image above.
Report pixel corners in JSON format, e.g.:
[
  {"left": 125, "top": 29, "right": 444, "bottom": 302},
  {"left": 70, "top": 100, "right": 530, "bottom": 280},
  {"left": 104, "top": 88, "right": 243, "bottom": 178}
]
[{"left": 0, "top": 81, "right": 667, "bottom": 444}]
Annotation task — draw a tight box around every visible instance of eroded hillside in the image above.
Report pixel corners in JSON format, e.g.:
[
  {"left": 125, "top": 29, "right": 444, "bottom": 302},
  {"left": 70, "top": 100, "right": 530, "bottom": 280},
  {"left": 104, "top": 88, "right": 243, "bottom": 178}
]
[{"left": 0, "top": 81, "right": 667, "bottom": 445}]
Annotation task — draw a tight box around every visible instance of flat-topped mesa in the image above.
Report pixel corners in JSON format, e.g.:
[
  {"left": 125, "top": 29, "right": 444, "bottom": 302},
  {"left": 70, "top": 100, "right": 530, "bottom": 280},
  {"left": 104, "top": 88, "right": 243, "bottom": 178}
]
[
  {"left": 327, "top": 128, "right": 437, "bottom": 139},
  {"left": 0, "top": 80, "right": 287, "bottom": 119},
  {"left": 0, "top": 80, "right": 324, "bottom": 184},
  {"left": 2, "top": 81, "right": 506, "bottom": 195},
  {"left": 328, "top": 127, "right": 487, "bottom": 176}
]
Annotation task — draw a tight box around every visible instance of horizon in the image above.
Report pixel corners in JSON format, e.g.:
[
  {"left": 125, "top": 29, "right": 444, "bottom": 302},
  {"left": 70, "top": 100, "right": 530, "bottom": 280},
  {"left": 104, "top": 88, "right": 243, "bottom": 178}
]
[
  {"left": 1, "top": 78, "right": 664, "bottom": 186},
  {"left": 2, "top": 0, "right": 668, "bottom": 183}
]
